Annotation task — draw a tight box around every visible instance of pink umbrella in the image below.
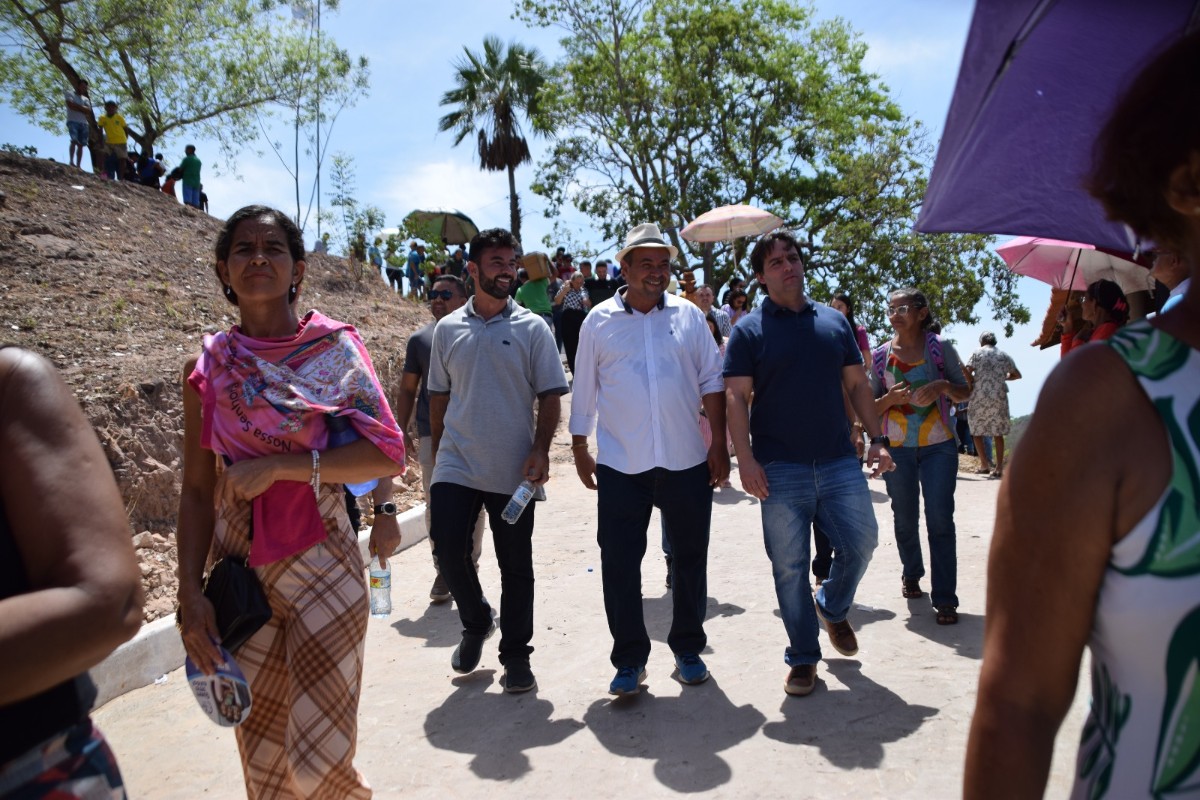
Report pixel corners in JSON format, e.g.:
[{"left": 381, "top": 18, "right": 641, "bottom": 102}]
[
  {"left": 679, "top": 204, "right": 784, "bottom": 243},
  {"left": 995, "top": 236, "right": 1155, "bottom": 296}
]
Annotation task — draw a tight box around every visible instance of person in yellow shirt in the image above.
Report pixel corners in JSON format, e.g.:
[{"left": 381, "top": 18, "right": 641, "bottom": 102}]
[{"left": 96, "top": 100, "right": 128, "bottom": 181}]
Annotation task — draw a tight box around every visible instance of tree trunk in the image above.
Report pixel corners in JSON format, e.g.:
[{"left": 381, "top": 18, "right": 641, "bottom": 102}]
[
  {"left": 507, "top": 164, "right": 520, "bottom": 242},
  {"left": 294, "top": 105, "right": 302, "bottom": 226}
]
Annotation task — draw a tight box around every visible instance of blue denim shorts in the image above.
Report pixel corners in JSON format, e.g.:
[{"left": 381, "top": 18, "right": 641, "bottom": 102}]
[{"left": 67, "top": 121, "right": 89, "bottom": 146}]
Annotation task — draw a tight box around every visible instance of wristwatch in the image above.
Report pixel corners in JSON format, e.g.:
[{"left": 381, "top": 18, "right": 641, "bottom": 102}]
[
  {"left": 373, "top": 502, "right": 398, "bottom": 516},
  {"left": 869, "top": 435, "right": 890, "bottom": 446}
]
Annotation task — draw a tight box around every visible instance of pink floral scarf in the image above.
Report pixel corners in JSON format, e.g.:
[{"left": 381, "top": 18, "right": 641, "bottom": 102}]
[{"left": 189, "top": 311, "right": 405, "bottom": 566}]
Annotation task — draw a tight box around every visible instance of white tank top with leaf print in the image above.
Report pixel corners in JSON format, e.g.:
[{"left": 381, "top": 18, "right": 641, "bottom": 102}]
[{"left": 1071, "top": 322, "right": 1200, "bottom": 799}]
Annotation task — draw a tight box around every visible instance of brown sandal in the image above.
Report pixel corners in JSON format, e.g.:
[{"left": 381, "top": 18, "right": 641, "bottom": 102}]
[
  {"left": 936, "top": 606, "right": 959, "bottom": 625},
  {"left": 901, "top": 577, "right": 924, "bottom": 599}
]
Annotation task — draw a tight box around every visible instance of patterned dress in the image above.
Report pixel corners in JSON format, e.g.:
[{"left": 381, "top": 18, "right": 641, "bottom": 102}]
[
  {"left": 966, "top": 345, "right": 1016, "bottom": 436},
  {"left": 1070, "top": 323, "right": 1200, "bottom": 799}
]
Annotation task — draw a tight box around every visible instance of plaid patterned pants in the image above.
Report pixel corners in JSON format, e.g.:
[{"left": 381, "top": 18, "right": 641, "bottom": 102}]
[{"left": 213, "top": 485, "right": 371, "bottom": 799}]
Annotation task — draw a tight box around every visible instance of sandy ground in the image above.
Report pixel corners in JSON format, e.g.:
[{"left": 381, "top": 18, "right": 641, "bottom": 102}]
[{"left": 94, "top": 446, "right": 1089, "bottom": 799}]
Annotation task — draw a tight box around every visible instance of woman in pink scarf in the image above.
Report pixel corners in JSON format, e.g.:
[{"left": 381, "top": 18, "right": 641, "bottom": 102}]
[{"left": 176, "top": 205, "right": 404, "bottom": 798}]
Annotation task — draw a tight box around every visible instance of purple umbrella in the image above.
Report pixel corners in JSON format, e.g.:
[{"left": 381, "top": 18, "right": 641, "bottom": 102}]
[{"left": 917, "top": 0, "right": 1199, "bottom": 252}]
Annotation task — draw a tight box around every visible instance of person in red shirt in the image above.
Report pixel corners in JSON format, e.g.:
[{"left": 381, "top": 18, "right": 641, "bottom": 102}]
[{"left": 1070, "top": 279, "right": 1129, "bottom": 350}]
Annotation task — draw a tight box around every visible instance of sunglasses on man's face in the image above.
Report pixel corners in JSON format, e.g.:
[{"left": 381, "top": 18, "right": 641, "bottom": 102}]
[{"left": 429, "top": 290, "right": 456, "bottom": 300}]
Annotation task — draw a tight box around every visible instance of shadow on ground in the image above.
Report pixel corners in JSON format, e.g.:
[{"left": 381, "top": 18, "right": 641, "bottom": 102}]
[
  {"left": 903, "top": 605, "right": 984, "bottom": 660},
  {"left": 641, "top": 594, "right": 747, "bottom": 646},
  {"left": 582, "top": 676, "right": 766, "bottom": 793},
  {"left": 389, "top": 600, "right": 463, "bottom": 648},
  {"left": 713, "top": 486, "right": 757, "bottom": 507},
  {"left": 423, "top": 671, "right": 585, "bottom": 780},
  {"left": 761, "top": 659, "right": 938, "bottom": 768}
]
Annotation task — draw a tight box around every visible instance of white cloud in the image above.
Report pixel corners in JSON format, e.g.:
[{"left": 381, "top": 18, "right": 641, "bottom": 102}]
[
  {"left": 372, "top": 158, "right": 512, "bottom": 224},
  {"left": 861, "top": 33, "right": 961, "bottom": 76}
]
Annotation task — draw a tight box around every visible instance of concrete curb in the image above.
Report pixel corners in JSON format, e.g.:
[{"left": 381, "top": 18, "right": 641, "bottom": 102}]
[{"left": 91, "top": 503, "right": 430, "bottom": 707}]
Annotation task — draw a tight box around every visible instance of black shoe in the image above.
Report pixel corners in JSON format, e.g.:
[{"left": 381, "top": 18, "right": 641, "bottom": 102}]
[
  {"left": 501, "top": 659, "right": 537, "bottom": 693},
  {"left": 451, "top": 619, "right": 496, "bottom": 674}
]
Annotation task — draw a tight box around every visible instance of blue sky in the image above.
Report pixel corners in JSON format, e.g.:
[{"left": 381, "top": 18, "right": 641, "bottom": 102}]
[{"left": 0, "top": 0, "right": 1060, "bottom": 415}]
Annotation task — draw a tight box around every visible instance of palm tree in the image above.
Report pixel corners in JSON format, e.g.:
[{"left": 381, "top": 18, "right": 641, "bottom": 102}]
[{"left": 438, "top": 36, "right": 550, "bottom": 244}]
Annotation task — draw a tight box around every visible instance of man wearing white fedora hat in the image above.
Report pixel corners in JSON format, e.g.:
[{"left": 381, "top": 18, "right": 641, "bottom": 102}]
[{"left": 569, "top": 222, "right": 729, "bottom": 696}]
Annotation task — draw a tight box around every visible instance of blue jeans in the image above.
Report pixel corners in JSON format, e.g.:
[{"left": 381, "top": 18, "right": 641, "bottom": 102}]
[
  {"left": 597, "top": 462, "right": 711, "bottom": 668},
  {"left": 882, "top": 439, "right": 959, "bottom": 608},
  {"left": 760, "top": 457, "right": 878, "bottom": 666}
]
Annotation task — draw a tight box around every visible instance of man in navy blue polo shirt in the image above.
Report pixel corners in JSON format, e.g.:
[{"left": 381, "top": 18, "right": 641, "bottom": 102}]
[{"left": 723, "top": 230, "right": 893, "bottom": 698}]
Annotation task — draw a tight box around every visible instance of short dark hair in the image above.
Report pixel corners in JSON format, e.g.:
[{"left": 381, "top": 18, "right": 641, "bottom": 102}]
[
  {"left": 214, "top": 205, "right": 305, "bottom": 306},
  {"left": 1089, "top": 30, "right": 1200, "bottom": 250},
  {"left": 185, "top": 144, "right": 196, "bottom": 154},
  {"left": 979, "top": 331, "right": 998, "bottom": 346},
  {"left": 695, "top": 283, "right": 714, "bottom": 293},
  {"left": 749, "top": 230, "right": 803, "bottom": 275},
  {"left": 888, "top": 287, "right": 934, "bottom": 331},
  {"left": 432, "top": 274, "right": 466, "bottom": 296},
  {"left": 468, "top": 228, "right": 519, "bottom": 266}
]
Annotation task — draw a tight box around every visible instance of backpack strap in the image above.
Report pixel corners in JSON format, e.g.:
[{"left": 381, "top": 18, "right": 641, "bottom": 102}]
[
  {"left": 926, "top": 331, "right": 945, "bottom": 378},
  {"left": 871, "top": 343, "right": 888, "bottom": 385},
  {"left": 925, "top": 331, "right": 953, "bottom": 431}
]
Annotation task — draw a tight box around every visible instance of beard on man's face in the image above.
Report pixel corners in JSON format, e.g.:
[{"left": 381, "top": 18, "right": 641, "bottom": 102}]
[{"left": 477, "top": 270, "right": 513, "bottom": 300}]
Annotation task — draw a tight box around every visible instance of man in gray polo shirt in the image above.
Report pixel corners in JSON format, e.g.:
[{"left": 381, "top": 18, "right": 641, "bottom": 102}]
[
  {"left": 390, "top": 274, "right": 486, "bottom": 604},
  {"left": 428, "top": 228, "right": 569, "bottom": 694}
]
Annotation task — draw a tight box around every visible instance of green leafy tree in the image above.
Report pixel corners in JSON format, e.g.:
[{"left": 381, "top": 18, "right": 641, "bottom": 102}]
[
  {"left": 438, "top": 35, "right": 552, "bottom": 244},
  {"left": 0, "top": 0, "right": 363, "bottom": 167},
  {"left": 516, "top": 0, "right": 1028, "bottom": 338}
]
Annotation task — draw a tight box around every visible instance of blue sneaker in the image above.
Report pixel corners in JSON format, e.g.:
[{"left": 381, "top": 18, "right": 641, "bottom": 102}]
[
  {"left": 608, "top": 665, "right": 647, "bottom": 696},
  {"left": 675, "top": 653, "right": 709, "bottom": 685}
]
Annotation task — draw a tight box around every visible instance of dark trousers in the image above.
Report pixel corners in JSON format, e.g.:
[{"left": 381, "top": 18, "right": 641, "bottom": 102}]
[
  {"left": 597, "top": 462, "right": 711, "bottom": 668},
  {"left": 561, "top": 308, "right": 587, "bottom": 373},
  {"left": 430, "top": 482, "right": 535, "bottom": 665},
  {"left": 956, "top": 416, "right": 975, "bottom": 455},
  {"left": 385, "top": 267, "right": 403, "bottom": 291},
  {"left": 552, "top": 305, "right": 565, "bottom": 351}
]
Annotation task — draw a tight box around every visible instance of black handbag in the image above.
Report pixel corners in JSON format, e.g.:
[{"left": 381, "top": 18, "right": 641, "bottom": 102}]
[
  {"left": 203, "top": 554, "right": 272, "bottom": 653},
  {"left": 177, "top": 515, "right": 272, "bottom": 653}
]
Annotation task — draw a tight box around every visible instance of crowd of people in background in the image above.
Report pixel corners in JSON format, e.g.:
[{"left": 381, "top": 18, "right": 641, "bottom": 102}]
[{"left": 62, "top": 79, "right": 207, "bottom": 210}]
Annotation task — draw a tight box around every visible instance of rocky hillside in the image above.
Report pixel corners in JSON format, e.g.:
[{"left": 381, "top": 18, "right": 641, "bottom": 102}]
[{"left": 0, "top": 151, "right": 428, "bottom": 620}]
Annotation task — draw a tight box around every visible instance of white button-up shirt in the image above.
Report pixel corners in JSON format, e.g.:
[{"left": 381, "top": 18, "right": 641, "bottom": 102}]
[{"left": 569, "top": 289, "right": 724, "bottom": 474}]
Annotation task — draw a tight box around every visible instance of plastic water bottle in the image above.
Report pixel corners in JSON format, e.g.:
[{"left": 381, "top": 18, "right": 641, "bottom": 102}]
[
  {"left": 501, "top": 479, "right": 536, "bottom": 524},
  {"left": 326, "top": 414, "right": 378, "bottom": 496},
  {"left": 368, "top": 556, "right": 392, "bottom": 618}
]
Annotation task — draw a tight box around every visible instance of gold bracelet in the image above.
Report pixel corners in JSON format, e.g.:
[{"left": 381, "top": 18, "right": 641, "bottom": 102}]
[{"left": 571, "top": 442, "right": 589, "bottom": 450}]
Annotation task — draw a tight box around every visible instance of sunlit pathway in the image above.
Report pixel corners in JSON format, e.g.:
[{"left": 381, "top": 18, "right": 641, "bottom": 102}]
[{"left": 95, "top": 438, "right": 1088, "bottom": 799}]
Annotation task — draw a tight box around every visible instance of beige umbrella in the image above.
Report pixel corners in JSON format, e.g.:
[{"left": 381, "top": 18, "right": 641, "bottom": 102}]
[{"left": 679, "top": 204, "right": 784, "bottom": 243}]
